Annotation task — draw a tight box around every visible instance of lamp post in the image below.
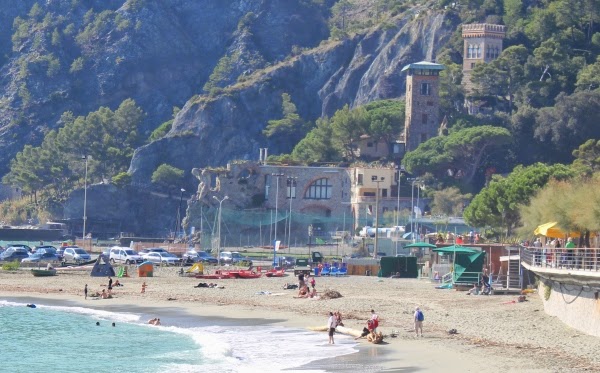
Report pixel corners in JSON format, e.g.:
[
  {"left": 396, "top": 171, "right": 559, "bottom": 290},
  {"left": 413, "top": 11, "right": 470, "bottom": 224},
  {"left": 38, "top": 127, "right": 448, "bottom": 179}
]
[
  {"left": 372, "top": 175, "right": 385, "bottom": 258},
  {"left": 408, "top": 178, "right": 419, "bottom": 242},
  {"left": 395, "top": 166, "right": 405, "bottom": 254},
  {"left": 287, "top": 176, "right": 297, "bottom": 254},
  {"left": 213, "top": 195, "right": 229, "bottom": 264},
  {"left": 82, "top": 155, "right": 89, "bottom": 247},
  {"left": 176, "top": 188, "right": 186, "bottom": 239},
  {"left": 272, "top": 173, "right": 284, "bottom": 265}
]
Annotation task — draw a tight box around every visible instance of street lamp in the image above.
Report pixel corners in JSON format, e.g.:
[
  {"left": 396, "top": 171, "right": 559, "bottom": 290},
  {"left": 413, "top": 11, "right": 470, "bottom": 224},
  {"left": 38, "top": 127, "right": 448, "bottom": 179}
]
[
  {"left": 213, "top": 195, "right": 229, "bottom": 264},
  {"left": 272, "top": 173, "right": 284, "bottom": 266},
  {"left": 395, "top": 165, "right": 405, "bottom": 254},
  {"left": 371, "top": 175, "right": 385, "bottom": 258},
  {"left": 408, "top": 178, "right": 420, "bottom": 242},
  {"left": 82, "top": 155, "right": 89, "bottom": 246},
  {"left": 287, "top": 176, "right": 297, "bottom": 254},
  {"left": 176, "top": 188, "right": 186, "bottom": 240}
]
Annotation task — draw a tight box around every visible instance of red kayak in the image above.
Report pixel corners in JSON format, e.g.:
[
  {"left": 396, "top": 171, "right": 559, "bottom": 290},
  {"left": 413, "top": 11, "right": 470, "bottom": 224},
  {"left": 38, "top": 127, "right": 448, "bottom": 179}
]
[
  {"left": 237, "top": 270, "right": 262, "bottom": 279},
  {"left": 196, "top": 270, "right": 236, "bottom": 279},
  {"left": 265, "top": 269, "right": 286, "bottom": 277}
]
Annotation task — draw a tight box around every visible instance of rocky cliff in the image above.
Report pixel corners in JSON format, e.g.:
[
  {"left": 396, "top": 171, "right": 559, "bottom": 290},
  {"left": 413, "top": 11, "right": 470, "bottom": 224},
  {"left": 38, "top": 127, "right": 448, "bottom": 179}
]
[
  {"left": 129, "top": 8, "right": 453, "bottom": 184},
  {"left": 0, "top": 0, "right": 331, "bottom": 175}
]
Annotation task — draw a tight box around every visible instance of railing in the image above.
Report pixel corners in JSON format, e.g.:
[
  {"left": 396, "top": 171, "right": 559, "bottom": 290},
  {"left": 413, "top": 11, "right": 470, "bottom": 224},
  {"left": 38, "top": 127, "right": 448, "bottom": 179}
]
[{"left": 521, "top": 247, "right": 600, "bottom": 272}]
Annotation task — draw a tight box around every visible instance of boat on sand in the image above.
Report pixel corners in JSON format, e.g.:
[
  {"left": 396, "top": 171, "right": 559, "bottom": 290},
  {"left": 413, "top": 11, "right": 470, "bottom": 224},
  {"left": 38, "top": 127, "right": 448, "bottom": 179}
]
[{"left": 31, "top": 269, "right": 57, "bottom": 277}]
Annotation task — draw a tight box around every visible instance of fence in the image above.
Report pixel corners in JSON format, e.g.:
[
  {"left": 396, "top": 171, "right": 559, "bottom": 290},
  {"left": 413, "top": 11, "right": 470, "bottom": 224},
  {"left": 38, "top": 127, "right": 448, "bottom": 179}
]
[{"left": 521, "top": 247, "right": 600, "bottom": 272}]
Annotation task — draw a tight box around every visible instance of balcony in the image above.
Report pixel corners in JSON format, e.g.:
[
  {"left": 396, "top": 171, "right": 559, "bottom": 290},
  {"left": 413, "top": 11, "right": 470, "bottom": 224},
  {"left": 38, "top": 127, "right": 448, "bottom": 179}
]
[{"left": 521, "top": 247, "right": 600, "bottom": 285}]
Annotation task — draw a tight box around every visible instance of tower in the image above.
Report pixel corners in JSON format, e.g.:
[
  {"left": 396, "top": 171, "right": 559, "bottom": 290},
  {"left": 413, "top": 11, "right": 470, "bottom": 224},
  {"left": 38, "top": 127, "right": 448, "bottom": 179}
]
[
  {"left": 462, "top": 23, "right": 506, "bottom": 96},
  {"left": 401, "top": 61, "right": 445, "bottom": 152}
]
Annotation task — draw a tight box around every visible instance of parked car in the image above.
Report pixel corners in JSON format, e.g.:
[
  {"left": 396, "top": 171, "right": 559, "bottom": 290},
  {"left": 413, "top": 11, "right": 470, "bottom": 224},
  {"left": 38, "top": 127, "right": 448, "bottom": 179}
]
[
  {"left": 0, "top": 247, "right": 30, "bottom": 262},
  {"left": 32, "top": 245, "right": 58, "bottom": 254},
  {"left": 276, "top": 256, "right": 296, "bottom": 269},
  {"left": 62, "top": 246, "right": 92, "bottom": 264},
  {"left": 139, "top": 247, "right": 169, "bottom": 255},
  {"left": 4, "top": 244, "right": 32, "bottom": 253},
  {"left": 22, "top": 247, "right": 60, "bottom": 263},
  {"left": 109, "top": 247, "right": 143, "bottom": 265},
  {"left": 141, "top": 251, "right": 181, "bottom": 266},
  {"left": 219, "top": 251, "right": 252, "bottom": 266},
  {"left": 182, "top": 250, "right": 218, "bottom": 264}
]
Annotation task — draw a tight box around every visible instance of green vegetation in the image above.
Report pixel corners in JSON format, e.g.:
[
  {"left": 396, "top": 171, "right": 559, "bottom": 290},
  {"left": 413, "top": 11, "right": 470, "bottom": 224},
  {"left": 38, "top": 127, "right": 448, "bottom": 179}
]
[
  {"left": 148, "top": 107, "right": 180, "bottom": 142},
  {"left": 2, "top": 261, "right": 20, "bottom": 271},
  {"left": 403, "top": 126, "right": 512, "bottom": 188},
  {"left": 3, "top": 99, "right": 145, "bottom": 201},
  {"left": 204, "top": 52, "right": 241, "bottom": 93},
  {"left": 463, "top": 163, "right": 575, "bottom": 236},
  {"left": 263, "top": 94, "right": 310, "bottom": 151},
  {"left": 289, "top": 99, "right": 404, "bottom": 163},
  {"left": 151, "top": 164, "right": 185, "bottom": 192}
]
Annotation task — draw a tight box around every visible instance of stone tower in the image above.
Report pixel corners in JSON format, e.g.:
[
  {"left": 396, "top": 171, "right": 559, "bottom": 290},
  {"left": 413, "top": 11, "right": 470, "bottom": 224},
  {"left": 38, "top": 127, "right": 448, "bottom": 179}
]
[
  {"left": 401, "top": 61, "right": 445, "bottom": 152},
  {"left": 462, "top": 23, "right": 506, "bottom": 93}
]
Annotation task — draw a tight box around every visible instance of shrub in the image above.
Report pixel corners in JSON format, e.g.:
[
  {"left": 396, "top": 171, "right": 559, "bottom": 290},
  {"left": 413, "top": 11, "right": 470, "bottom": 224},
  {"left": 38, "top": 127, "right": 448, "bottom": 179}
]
[{"left": 2, "top": 261, "right": 20, "bottom": 271}]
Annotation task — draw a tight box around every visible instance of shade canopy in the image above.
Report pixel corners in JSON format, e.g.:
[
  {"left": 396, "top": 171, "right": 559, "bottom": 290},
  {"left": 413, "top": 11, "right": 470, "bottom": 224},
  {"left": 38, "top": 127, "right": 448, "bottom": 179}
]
[
  {"left": 405, "top": 242, "right": 437, "bottom": 248},
  {"left": 433, "top": 245, "right": 479, "bottom": 254},
  {"left": 534, "top": 222, "right": 571, "bottom": 238}
]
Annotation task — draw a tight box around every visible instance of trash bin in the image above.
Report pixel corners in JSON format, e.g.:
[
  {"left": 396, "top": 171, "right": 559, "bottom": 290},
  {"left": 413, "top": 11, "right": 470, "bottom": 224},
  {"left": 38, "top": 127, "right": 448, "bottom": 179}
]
[{"left": 314, "top": 267, "right": 320, "bottom": 276}]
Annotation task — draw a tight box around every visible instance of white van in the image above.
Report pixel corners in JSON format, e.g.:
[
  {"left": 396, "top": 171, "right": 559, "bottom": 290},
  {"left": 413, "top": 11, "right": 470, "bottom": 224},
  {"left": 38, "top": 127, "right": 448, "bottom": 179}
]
[{"left": 109, "top": 246, "right": 143, "bottom": 265}]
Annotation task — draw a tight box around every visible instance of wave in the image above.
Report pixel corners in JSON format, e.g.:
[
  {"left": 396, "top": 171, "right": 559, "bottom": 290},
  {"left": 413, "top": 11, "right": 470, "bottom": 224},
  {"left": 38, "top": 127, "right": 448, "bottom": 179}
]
[{"left": 0, "top": 299, "right": 358, "bottom": 372}]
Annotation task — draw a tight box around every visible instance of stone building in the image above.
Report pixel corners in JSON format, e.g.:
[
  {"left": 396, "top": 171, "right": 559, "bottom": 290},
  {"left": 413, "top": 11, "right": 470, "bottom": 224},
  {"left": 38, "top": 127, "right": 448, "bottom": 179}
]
[
  {"left": 401, "top": 61, "right": 445, "bottom": 152},
  {"left": 462, "top": 23, "right": 506, "bottom": 113}
]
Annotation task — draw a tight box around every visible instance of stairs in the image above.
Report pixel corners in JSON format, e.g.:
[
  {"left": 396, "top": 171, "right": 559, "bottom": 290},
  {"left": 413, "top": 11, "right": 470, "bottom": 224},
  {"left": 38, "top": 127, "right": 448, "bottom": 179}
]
[{"left": 506, "top": 247, "right": 521, "bottom": 289}]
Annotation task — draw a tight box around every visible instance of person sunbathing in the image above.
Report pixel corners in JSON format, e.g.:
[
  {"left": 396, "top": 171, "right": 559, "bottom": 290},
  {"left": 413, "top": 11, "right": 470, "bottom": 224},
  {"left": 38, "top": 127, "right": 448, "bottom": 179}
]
[{"left": 295, "top": 285, "right": 310, "bottom": 298}]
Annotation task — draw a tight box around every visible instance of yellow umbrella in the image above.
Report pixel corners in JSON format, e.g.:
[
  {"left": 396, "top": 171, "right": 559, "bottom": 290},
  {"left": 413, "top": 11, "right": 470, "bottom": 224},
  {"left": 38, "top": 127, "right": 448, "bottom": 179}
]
[
  {"left": 533, "top": 222, "right": 588, "bottom": 238},
  {"left": 533, "top": 222, "right": 565, "bottom": 238}
]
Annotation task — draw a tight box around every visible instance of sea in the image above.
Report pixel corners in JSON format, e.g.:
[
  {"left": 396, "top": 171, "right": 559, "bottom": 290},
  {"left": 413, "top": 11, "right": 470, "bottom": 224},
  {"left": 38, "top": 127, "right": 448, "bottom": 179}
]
[{"left": 0, "top": 299, "right": 358, "bottom": 373}]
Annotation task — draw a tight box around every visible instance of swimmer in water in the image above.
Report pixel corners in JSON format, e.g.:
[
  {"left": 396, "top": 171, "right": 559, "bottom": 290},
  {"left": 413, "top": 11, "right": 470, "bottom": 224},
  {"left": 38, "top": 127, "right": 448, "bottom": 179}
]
[
  {"left": 26, "top": 304, "right": 36, "bottom": 308},
  {"left": 96, "top": 322, "right": 100, "bottom": 326}
]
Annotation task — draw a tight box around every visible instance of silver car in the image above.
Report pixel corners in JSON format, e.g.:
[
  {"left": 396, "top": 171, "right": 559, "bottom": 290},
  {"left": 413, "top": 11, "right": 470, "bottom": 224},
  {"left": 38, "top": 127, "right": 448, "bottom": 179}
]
[
  {"left": 141, "top": 252, "right": 181, "bottom": 266},
  {"left": 62, "top": 246, "right": 91, "bottom": 264}
]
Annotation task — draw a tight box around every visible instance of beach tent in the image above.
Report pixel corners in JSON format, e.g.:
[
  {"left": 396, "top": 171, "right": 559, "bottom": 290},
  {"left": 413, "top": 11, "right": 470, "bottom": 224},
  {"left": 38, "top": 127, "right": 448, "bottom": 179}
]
[
  {"left": 433, "top": 246, "right": 483, "bottom": 285},
  {"left": 90, "top": 254, "right": 116, "bottom": 277},
  {"left": 379, "top": 256, "right": 418, "bottom": 278}
]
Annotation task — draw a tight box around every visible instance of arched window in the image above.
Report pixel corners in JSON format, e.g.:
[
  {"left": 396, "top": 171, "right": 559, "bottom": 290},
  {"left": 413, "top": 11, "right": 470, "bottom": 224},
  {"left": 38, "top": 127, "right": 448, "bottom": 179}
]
[
  {"left": 476, "top": 45, "right": 481, "bottom": 58},
  {"left": 486, "top": 46, "right": 490, "bottom": 59},
  {"left": 467, "top": 45, "right": 473, "bottom": 59},
  {"left": 305, "top": 178, "right": 332, "bottom": 200}
]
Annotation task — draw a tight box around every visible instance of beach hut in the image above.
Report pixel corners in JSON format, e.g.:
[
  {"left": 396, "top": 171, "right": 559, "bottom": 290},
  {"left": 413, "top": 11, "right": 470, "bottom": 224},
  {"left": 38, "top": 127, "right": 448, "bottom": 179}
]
[
  {"left": 432, "top": 245, "right": 484, "bottom": 285},
  {"left": 138, "top": 261, "right": 154, "bottom": 277}
]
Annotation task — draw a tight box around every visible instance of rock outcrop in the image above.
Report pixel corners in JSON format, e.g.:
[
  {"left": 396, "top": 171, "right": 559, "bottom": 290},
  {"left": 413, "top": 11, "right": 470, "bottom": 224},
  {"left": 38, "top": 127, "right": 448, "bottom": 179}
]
[
  {"left": 130, "top": 8, "right": 453, "bottom": 184},
  {"left": 0, "top": 0, "right": 330, "bottom": 175}
]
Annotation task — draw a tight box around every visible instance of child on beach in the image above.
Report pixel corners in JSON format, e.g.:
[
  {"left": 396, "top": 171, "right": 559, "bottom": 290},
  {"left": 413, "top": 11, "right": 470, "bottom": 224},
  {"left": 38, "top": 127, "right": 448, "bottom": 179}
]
[{"left": 141, "top": 282, "right": 147, "bottom": 293}]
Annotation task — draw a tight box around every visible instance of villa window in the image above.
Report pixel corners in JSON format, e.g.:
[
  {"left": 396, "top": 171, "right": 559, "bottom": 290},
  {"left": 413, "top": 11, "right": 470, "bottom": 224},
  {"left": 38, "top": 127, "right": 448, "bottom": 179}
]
[
  {"left": 420, "top": 83, "right": 431, "bottom": 96},
  {"left": 422, "top": 113, "right": 428, "bottom": 124},
  {"left": 357, "top": 174, "right": 364, "bottom": 185},
  {"left": 305, "top": 178, "right": 332, "bottom": 200}
]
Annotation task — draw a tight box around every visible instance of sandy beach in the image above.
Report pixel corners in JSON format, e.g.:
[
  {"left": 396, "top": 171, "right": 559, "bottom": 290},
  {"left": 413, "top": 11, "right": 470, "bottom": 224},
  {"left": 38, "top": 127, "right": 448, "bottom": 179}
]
[{"left": 1, "top": 266, "right": 599, "bottom": 372}]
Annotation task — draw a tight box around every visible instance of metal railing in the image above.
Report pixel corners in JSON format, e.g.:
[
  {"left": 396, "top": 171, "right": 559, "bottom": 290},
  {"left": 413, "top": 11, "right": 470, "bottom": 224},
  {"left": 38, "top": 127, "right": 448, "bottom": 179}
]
[{"left": 521, "top": 247, "right": 600, "bottom": 272}]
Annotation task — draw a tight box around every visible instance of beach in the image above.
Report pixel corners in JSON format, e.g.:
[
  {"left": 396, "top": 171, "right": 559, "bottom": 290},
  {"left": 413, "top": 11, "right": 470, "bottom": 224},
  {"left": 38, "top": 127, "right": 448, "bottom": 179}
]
[{"left": 1, "top": 267, "right": 599, "bottom": 372}]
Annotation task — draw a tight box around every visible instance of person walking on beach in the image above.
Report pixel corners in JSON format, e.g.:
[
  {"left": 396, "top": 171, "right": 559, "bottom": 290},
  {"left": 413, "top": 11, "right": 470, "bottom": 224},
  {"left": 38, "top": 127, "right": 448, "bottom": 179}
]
[
  {"left": 108, "top": 277, "right": 113, "bottom": 294},
  {"left": 141, "top": 282, "right": 147, "bottom": 293},
  {"left": 84, "top": 284, "right": 88, "bottom": 300},
  {"left": 327, "top": 312, "right": 336, "bottom": 344},
  {"left": 414, "top": 307, "right": 424, "bottom": 337}
]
